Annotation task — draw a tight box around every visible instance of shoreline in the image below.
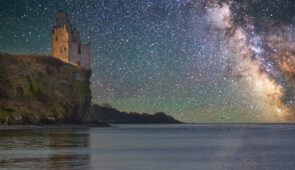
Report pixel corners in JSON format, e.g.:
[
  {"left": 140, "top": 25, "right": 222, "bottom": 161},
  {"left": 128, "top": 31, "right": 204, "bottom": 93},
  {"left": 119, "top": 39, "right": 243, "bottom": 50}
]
[
  {"left": 2, "top": 122, "right": 295, "bottom": 130},
  {"left": 0, "top": 123, "right": 110, "bottom": 130}
]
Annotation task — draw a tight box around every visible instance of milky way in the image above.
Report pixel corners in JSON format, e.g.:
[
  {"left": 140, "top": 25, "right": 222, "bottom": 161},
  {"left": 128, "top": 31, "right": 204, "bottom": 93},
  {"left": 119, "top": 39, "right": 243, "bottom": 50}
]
[
  {"left": 205, "top": 0, "right": 295, "bottom": 121},
  {"left": 0, "top": 0, "right": 294, "bottom": 122}
]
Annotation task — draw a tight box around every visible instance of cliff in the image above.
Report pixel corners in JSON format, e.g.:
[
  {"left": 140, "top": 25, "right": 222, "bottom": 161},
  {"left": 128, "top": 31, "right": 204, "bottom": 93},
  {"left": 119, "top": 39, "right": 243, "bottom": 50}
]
[
  {"left": 93, "top": 104, "right": 182, "bottom": 124},
  {"left": 0, "top": 52, "right": 92, "bottom": 124}
]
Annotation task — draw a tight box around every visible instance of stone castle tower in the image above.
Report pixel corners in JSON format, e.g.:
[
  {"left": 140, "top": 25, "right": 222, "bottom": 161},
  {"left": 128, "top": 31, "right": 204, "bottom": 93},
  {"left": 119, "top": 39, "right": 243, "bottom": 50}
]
[{"left": 51, "top": 10, "right": 90, "bottom": 69}]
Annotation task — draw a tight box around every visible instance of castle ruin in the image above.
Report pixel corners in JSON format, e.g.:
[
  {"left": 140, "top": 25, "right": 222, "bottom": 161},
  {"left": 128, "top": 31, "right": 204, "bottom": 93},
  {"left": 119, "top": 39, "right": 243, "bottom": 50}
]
[{"left": 51, "top": 10, "right": 90, "bottom": 69}]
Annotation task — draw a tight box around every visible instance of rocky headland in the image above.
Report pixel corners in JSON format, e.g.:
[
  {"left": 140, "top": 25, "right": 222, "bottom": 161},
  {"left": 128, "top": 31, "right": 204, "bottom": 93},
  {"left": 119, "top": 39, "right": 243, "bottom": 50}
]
[{"left": 0, "top": 52, "right": 181, "bottom": 127}]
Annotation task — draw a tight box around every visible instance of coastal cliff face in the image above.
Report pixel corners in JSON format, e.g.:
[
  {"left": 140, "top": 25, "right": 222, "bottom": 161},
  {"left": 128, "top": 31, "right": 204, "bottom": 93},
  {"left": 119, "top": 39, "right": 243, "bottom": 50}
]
[{"left": 0, "top": 52, "right": 92, "bottom": 124}]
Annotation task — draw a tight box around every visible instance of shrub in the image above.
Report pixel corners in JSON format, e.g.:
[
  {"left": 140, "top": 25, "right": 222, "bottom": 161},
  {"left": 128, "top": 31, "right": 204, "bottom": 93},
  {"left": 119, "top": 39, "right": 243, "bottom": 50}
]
[{"left": 26, "top": 75, "right": 41, "bottom": 94}]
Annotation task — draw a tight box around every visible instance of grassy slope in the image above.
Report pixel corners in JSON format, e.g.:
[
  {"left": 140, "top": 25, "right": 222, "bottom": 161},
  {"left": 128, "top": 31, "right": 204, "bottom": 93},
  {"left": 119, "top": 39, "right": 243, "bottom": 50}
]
[{"left": 0, "top": 52, "right": 92, "bottom": 124}]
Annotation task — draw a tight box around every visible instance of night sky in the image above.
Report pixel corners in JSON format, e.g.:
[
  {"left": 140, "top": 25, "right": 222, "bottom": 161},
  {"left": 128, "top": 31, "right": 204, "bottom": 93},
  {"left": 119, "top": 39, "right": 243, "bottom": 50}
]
[{"left": 0, "top": 0, "right": 294, "bottom": 122}]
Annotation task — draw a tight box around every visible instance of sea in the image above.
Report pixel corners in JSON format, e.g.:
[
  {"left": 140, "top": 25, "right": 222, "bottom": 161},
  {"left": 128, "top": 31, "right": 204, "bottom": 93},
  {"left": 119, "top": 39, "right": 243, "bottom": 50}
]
[{"left": 1, "top": 123, "right": 295, "bottom": 170}]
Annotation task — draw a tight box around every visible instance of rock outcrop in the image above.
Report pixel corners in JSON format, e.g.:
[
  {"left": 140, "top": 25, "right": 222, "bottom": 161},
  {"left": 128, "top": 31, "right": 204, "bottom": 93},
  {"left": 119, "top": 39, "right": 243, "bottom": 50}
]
[
  {"left": 0, "top": 52, "right": 181, "bottom": 125},
  {"left": 0, "top": 52, "right": 92, "bottom": 125}
]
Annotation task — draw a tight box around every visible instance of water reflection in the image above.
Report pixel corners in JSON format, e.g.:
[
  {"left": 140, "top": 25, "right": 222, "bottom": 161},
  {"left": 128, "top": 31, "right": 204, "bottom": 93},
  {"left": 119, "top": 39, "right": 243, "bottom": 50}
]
[
  {"left": 2, "top": 124, "right": 295, "bottom": 170},
  {"left": 0, "top": 129, "right": 90, "bottom": 170}
]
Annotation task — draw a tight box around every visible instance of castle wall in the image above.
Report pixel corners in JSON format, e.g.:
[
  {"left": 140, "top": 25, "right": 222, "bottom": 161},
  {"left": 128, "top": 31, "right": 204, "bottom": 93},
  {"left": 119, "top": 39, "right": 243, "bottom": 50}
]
[
  {"left": 72, "top": 29, "right": 81, "bottom": 49},
  {"left": 51, "top": 10, "right": 91, "bottom": 69},
  {"left": 70, "top": 29, "right": 82, "bottom": 65},
  {"left": 80, "top": 43, "right": 90, "bottom": 69},
  {"left": 68, "top": 42, "right": 79, "bottom": 64},
  {"left": 51, "top": 25, "right": 69, "bottom": 63},
  {"left": 56, "top": 10, "right": 72, "bottom": 33}
]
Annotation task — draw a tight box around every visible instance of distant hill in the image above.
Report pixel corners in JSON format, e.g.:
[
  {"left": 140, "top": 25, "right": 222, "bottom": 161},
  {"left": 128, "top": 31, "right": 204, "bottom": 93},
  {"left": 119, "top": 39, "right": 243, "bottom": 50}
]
[
  {"left": 0, "top": 52, "right": 92, "bottom": 125},
  {"left": 93, "top": 104, "right": 182, "bottom": 124}
]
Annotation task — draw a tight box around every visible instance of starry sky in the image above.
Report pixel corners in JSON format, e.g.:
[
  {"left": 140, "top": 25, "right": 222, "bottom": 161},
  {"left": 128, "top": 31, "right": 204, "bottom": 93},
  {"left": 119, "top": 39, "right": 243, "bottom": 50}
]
[{"left": 0, "top": 0, "right": 294, "bottom": 122}]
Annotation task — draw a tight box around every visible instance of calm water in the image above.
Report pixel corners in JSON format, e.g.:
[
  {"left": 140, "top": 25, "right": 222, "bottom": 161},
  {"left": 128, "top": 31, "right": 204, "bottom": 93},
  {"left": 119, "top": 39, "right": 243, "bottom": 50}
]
[{"left": 1, "top": 124, "right": 295, "bottom": 170}]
